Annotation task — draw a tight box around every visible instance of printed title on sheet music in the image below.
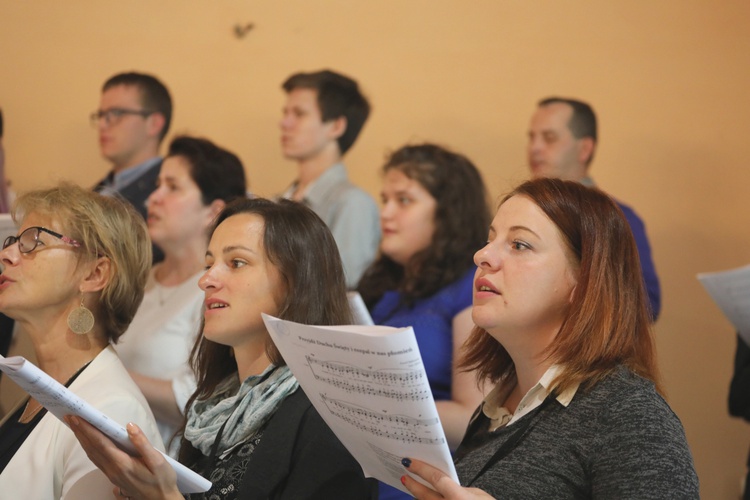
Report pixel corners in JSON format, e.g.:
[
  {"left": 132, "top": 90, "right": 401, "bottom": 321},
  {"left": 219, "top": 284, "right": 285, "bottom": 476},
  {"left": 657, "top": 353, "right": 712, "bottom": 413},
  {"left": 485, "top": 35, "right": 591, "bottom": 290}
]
[{"left": 298, "top": 336, "right": 413, "bottom": 357}]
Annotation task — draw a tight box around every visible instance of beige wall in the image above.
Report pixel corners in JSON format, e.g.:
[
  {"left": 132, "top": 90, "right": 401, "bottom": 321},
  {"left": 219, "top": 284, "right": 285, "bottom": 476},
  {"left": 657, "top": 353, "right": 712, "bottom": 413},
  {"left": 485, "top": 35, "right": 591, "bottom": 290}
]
[{"left": 2, "top": 1, "right": 750, "bottom": 497}]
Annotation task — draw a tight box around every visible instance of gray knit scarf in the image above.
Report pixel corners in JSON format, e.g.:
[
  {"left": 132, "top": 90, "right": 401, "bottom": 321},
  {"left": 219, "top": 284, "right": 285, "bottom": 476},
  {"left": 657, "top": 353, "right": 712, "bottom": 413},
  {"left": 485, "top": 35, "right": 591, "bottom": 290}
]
[{"left": 184, "top": 364, "right": 299, "bottom": 457}]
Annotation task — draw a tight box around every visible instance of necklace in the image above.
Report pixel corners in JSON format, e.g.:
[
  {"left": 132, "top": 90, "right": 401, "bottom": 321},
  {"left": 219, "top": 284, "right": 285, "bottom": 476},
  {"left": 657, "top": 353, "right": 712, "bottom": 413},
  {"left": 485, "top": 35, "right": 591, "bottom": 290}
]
[
  {"left": 153, "top": 264, "right": 198, "bottom": 306},
  {"left": 156, "top": 281, "right": 180, "bottom": 306},
  {"left": 19, "top": 359, "right": 93, "bottom": 424},
  {"left": 19, "top": 402, "right": 45, "bottom": 423}
]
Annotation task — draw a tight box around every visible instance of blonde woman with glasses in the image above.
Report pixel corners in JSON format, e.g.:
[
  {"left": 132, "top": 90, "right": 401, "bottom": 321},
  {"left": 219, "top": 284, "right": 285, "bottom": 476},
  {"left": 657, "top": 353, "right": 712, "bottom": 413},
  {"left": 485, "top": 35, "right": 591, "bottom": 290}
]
[{"left": 0, "top": 184, "right": 162, "bottom": 499}]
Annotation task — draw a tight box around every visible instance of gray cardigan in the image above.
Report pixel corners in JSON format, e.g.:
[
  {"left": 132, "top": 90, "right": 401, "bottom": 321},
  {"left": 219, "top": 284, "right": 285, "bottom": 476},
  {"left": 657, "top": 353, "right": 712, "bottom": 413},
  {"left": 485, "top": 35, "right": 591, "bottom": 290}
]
[{"left": 455, "top": 367, "right": 699, "bottom": 499}]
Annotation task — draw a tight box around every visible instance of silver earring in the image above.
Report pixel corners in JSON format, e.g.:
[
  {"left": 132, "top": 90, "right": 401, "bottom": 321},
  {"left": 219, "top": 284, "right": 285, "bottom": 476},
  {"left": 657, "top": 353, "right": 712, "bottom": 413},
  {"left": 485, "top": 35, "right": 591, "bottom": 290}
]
[{"left": 67, "top": 295, "right": 94, "bottom": 335}]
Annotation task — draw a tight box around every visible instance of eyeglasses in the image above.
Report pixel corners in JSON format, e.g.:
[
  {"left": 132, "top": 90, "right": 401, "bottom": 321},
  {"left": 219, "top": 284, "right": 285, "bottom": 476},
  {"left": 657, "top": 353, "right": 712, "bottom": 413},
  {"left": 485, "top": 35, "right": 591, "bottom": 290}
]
[
  {"left": 3, "top": 227, "right": 82, "bottom": 254},
  {"left": 89, "top": 108, "right": 152, "bottom": 127}
]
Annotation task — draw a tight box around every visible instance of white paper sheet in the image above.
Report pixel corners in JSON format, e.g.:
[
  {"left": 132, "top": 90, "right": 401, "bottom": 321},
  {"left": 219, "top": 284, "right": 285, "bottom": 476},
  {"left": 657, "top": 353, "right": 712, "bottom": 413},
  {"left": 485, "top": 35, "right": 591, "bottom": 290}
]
[
  {"left": 0, "top": 354, "right": 211, "bottom": 494},
  {"left": 262, "top": 313, "right": 458, "bottom": 494},
  {"left": 697, "top": 263, "right": 750, "bottom": 345},
  {"left": 347, "top": 291, "right": 374, "bottom": 326}
]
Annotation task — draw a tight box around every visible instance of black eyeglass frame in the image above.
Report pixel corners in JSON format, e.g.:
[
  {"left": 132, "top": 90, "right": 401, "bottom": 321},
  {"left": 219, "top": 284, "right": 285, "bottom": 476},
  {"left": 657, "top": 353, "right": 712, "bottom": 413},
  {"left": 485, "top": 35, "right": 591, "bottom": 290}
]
[
  {"left": 89, "top": 108, "right": 153, "bottom": 126},
  {"left": 2, "top": 226, "right": 82, "bottom": 254}
]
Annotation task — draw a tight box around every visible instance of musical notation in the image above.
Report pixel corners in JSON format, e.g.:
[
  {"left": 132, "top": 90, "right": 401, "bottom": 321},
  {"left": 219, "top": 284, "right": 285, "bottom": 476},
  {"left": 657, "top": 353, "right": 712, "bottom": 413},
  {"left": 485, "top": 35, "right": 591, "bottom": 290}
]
[
  {"left": 321, "top": 395, "right": 443, "bottom": 445},
  {"left": 307, "top": 356, "right": 428, "bottom": 401},
  {"left": 263, "top": 314, "right": 459, "bottom": 493}
]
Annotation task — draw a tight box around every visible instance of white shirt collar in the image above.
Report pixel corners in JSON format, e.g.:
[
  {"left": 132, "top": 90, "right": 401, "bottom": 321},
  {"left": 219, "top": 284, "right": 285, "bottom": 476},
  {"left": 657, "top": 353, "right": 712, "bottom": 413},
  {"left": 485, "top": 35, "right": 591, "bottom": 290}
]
[{"left": 482, "top": 365, "right": 579, "bottom": 430}]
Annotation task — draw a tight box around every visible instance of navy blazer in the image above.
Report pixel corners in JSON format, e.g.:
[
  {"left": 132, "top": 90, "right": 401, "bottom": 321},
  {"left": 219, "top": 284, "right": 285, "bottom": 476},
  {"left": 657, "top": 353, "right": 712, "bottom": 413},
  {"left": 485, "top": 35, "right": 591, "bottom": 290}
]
[{"left": 93, "top": 161, "right": 163, "bottom": 263}]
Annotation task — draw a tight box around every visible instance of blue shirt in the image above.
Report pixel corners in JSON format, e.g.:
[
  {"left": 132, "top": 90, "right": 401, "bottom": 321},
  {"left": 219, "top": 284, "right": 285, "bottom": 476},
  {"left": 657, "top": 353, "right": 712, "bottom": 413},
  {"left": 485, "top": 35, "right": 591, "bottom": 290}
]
[
  {"left": 371, "top": 267, "right": 475, "bottom": 500},
  {"left": 281, "top": 163, "right": 380, "bottom": 289},
  {"left": 581, "top": 177, "right": 661, "bottom": 320},
  {"left": 615, "top": 199, "right": 661, "bottom": 320}
]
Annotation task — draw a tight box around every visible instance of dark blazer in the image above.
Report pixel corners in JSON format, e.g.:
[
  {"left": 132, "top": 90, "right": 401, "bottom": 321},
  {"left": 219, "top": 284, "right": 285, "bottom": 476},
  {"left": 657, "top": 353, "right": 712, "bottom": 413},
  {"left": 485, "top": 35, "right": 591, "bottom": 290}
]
[
  {"left": 93, "top": 161, "right": 163, "bottom": 263},
  {"left": 238, "top": 388, "right": 375, "bottom": 499},
  {"left": 0, "top": 313, "right": 11, "bottom": 358},
  {"left": 729, "top": 333, "right": 750, "bottom": 499},
  {"left": 0, "top": 312, "right": 12, "bottom": 389},
  {"left": 93, "top": 160, "right": 160, "bottom": 220}
]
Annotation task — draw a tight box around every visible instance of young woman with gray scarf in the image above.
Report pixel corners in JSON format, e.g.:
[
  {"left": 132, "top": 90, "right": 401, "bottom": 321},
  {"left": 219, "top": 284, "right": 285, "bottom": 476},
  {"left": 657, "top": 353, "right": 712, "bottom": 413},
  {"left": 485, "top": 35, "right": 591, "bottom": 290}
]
[{"left": 67, "top": 198, "right": 374, "bottom": 499}]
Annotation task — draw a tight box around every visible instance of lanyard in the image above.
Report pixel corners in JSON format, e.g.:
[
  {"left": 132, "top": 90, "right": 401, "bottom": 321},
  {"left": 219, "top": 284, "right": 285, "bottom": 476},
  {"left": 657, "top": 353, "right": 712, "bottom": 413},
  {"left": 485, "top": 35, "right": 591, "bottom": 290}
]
[{"left": 466, "top": 395, "right": 554, "bottom": 487}]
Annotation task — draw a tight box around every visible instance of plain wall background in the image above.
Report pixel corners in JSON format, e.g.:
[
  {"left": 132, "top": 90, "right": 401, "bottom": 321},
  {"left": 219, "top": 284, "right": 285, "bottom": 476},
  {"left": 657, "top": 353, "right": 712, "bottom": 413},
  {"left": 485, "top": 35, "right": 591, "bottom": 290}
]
[{"left": 1, "top": 2, "right": 749, "bottom": 497}]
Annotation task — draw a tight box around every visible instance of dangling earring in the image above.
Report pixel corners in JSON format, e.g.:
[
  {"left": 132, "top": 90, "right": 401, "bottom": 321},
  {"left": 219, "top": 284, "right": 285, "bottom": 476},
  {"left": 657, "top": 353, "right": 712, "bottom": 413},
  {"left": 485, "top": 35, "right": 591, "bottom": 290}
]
[{"left": 67, "top": 294, "right": 95, "bottom": 335}]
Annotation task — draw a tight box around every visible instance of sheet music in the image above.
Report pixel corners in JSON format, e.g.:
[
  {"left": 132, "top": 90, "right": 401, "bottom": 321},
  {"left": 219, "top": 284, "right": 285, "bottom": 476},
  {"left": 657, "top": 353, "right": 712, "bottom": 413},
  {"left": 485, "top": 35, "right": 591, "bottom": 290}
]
[
  {"left": 262, "top": 314, "right": 458, "bottom": 494},
  {"left": 0, "top": 354, "right": 211, "bottom": 494},
  {"left": 697, "top": 263, "right": 750, "bottom": 345}
]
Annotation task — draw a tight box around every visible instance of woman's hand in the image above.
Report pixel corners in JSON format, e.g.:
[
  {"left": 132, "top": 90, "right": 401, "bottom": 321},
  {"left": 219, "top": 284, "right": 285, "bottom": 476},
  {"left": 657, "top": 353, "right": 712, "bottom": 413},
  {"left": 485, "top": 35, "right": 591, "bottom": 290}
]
[
  {"left": 401, "top": 458, "right": 495, "bottom": 500},
  {"left": 65, "top": 415, "right": 183, "bottom": 500}
]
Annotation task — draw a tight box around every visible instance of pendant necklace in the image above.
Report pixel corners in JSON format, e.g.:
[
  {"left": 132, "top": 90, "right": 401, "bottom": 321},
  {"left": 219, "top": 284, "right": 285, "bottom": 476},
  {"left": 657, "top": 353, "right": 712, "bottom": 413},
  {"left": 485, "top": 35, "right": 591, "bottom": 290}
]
[
  {"left": 154, "top": 266, "right": 181, "bottom": 306},
  {"left": 156, "top": 281, "right": 180, "bottom": 306}
]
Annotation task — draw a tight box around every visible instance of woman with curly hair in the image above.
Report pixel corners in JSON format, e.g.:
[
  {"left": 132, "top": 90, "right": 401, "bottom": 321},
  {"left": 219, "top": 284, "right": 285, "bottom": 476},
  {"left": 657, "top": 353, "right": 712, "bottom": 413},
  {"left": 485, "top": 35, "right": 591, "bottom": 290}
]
[{"left": 357, "top": 143, "right": 491, "bottom": 500}]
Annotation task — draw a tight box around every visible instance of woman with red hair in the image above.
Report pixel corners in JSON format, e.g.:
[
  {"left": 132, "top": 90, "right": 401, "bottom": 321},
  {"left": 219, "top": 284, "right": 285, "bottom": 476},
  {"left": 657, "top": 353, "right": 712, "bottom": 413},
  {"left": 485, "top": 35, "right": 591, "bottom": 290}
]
[{"left": 401, "top": 178, "right": 698, "bottom": 499}]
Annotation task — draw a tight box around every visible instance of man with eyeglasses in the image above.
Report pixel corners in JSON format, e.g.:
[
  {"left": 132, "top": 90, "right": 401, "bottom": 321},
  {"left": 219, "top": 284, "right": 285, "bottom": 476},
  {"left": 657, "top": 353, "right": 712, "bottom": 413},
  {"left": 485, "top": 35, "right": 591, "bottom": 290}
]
[{"left": 91, "top": 72, "right": 172, "bottom": 224}]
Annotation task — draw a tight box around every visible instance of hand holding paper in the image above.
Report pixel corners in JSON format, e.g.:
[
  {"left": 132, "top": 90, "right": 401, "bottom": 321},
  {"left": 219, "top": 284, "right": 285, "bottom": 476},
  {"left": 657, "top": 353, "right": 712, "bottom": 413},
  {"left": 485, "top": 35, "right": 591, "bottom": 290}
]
[
  {"left": 0, "top": 354, "right": 210, "bottom": 494},
  {"left": 262, "top": 313, "right": 458, "bottom": 494}
]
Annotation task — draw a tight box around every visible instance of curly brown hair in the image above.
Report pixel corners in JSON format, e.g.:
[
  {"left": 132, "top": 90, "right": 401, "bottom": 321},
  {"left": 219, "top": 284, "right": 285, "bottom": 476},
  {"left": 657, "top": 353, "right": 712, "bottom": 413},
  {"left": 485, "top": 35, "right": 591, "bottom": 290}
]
[{"left": 357, "top": 143, "right": 490, "bottom": 309}]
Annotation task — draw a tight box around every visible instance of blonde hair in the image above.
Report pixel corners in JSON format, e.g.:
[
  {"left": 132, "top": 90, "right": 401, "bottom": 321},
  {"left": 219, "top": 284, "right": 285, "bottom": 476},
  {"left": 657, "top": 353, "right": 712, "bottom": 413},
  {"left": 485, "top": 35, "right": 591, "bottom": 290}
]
[{"left": 13, "top": 183, "right": 151, "bottom": 342}]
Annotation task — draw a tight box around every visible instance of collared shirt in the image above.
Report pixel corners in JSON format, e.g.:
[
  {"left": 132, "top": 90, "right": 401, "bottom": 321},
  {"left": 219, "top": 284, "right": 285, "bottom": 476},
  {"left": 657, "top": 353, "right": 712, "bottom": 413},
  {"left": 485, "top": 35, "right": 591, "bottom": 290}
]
[
  {"left": 482, "top": 365, "right": 579, "bottom": 431},
  {"left": 281, "top": 163, "right": 380, "bottom": 288},
  {"left": 97, "top": 157, "right": 162, "bottom": 197},
  {"left": 280, "top": 162, "right": 347, "bottom": 206},
  {"left": 579, "top": 175, "right": 596, "bottom": 188}
]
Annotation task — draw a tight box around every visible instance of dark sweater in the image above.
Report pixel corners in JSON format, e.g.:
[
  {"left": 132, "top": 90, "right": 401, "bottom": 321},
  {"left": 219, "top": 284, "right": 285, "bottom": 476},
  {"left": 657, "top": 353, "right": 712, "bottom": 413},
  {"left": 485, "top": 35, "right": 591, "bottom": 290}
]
[
  {"left": 185, "top": 388, "right": 374, "bottom": 500},
  {"left": 729, "top": 334, "right": 750, "bottom": 422},
  {"left": 728, "top": 333, "right": 750, "bottom": 499},
  {"left": 455, "top": 367, "right": 699, "bottom": 499}
]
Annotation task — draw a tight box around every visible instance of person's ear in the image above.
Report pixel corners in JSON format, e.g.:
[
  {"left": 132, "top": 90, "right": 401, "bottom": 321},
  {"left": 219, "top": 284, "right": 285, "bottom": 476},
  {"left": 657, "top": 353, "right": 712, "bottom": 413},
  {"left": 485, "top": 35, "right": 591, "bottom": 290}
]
[
  {"left": 206, "top": 199, "right": 226, "bottom": 222},
  {"left": 578, "top": 137, "right": 595, "bottom": 166},
  {"left": 146, "top": 113, "right": 166, "bottom": 140},
  {"left": 80, "top": 256, "right": 111, "bottom": 294},
  {"left": 568, "top": 284, "right": 577, "bottom": 303},
  {"left": 327, "top": 116, "right": 347, "bottom": 140},
  {"left": 566, "top": 265, "right": 579, "bottom": 304}
]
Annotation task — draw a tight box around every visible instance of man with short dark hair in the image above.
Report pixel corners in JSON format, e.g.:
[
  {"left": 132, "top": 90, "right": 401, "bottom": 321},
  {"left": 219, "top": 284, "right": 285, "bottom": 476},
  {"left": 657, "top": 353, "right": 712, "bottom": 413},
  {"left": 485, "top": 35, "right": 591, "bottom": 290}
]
[
  {"left": 279, "top": 69, "right": 380, "bottom": 288},
  {"left": 92, "top": 72, "right": 172, "bottom": 222},
  {"left": 527, "top": 97, "right": 661, "bottom": 319}
]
